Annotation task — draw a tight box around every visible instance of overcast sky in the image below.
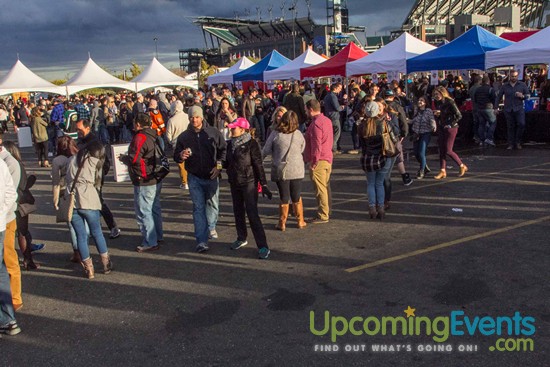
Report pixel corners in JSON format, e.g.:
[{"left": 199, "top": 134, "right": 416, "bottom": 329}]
[{"left": 0, "top": 0, "right": 411, "bottom": 80}]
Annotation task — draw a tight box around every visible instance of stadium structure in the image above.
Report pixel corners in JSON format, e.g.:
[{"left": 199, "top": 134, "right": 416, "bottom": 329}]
[
  {"left": 180, "top": 0, "right": 550, "bottom": 73},
  {"left": 180, "top": 1, "right": 365, "bottom": 73},
  {"left": 393, "top": 0, "right": 549, "bottom": 44}
]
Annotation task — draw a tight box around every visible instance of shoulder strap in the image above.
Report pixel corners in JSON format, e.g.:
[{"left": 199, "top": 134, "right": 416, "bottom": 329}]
[
  {"left": 70, "top": 154, "right": 88, "bottom": 193},
  {"left": 281, "top": 132, "right": 294, "bottom": 161}
]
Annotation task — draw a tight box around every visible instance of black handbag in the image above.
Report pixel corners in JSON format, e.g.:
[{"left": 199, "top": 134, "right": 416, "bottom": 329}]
[{"left": 17, "top": 174, "right": 37, "bottom": 217}]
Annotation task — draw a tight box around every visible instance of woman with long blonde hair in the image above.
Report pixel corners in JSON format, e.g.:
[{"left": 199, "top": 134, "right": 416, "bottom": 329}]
[{"left": 432, "top": 86, "right": 468, "bottom": 179}]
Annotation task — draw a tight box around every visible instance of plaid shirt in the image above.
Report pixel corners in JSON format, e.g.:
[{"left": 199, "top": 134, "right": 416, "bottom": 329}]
[
  {"left": 50, "top": 104, "right": 64, "bottom": 125},
  {"left": 75, "top": 103, "right": 90, "bottom": 120}
]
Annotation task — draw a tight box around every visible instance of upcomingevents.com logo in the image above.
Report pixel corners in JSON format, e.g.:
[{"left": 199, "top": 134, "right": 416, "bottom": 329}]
[{"left": 309, "top": 307, "right": 535, "bottom": 352}]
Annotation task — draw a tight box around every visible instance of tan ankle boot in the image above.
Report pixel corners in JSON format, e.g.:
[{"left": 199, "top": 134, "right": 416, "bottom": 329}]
[
  {"left": 434, "top": 170, "right": 447, "bottom": 180},
  {"left": 275, "top": 204, "right": 289, "bottom": 231},
  {"left": 81, "top": 258, "right": 95, "bottom": 279},
  {"left": 100, "top": 253, "right": 113, "bottom": 274},
  {"left": 458, "top": 164, "right": 468, "bottom": 177},
  {"left": 292, "top": 198, "right": 307, "bottom": 229}
]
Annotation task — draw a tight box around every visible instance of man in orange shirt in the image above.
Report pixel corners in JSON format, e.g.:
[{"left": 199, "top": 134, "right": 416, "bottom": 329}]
[{"left": 148, "top": 99, "right": 166, "bottom": 149}]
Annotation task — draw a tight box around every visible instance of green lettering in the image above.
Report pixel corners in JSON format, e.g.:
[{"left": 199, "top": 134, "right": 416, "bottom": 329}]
[
  {"left": 432, "top": 316, "right": 450, "bottom": 342},
  {"left": 309, "top": 311, "right": 330, "bottom": 336},
  {"left": 331, "top": 316, "right": 349, "bottom": 342}
]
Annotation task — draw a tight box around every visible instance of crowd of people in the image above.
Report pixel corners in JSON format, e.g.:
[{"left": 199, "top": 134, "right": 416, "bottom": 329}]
[{"left": 0, "top": 68, "right": 543, "bottom": 336}]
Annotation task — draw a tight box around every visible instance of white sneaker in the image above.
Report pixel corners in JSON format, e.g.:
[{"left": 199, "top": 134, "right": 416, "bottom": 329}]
[
  {"left": 180, "top": 183, "right": 189, "bottom": 190},
  {"left": 209, "top": 229, "right": 218, "bottom": 239}
]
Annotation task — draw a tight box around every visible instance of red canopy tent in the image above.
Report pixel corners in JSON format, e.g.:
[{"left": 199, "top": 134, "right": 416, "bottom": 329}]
[
  {"left": 300, "top": 43, "right": 368, "bottom": 79},
  {"left": 500, "top": 30, "right": 539, "bottom": 42}
]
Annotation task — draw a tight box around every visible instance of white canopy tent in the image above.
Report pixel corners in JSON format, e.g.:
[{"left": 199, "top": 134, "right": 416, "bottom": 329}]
[
  {"left": 207, "top": 57, "right": 255, "bottom": 85},
  {"left": 263, "top": 48, "right": 326, "bottom": 81},
  {"left": 485, "top": 26, "right": 550, "bottom": 69},
  {"left": 132, "top": 57, "right": 198, "bottom": 91},
  {"left": 346, "top": 32, "right": 436, "bottom": 76},
  {"left": 0, "top": 60, "right": 65, "bottom": 96},
  {"left": 63, "top": 58, "right": 134, "bottom": 95}
]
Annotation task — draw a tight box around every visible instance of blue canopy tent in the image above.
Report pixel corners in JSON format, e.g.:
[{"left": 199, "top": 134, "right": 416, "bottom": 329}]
[
  {"left": 407, "top": 26, "right": 513, "bottom": 73},
  {"left": 233, "top": 50, "right": 290, "bottom": 82}
]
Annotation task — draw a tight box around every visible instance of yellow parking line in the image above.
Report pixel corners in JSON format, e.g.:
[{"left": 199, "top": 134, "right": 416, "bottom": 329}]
[{"left": 345, "top": 215, "right": 550, "bottom": 273}]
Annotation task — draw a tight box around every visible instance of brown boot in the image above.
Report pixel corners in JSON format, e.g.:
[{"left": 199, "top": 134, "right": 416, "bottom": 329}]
[
  {"left": 275, "top": 203, "right": 289, "bottom": 231},
  {"left": 81, "top": 258, "right": 95, "bottom": 279},
  {"left": 70, "top": 250, "right": 81, "bottom": 263},
  {"left": 434, "top": 169, "right": 447, "bottom": 180},
  {"left": 100, "top": 253, "right": 113, "bottom": 274},
  {"left": 368, "top": 206, "right": 377, "bottom": 219},
  {"left": 43, "top": 160, "right": 51, "bottom": 168},
  {"left": 376, "top": 205, "right": 385, "bottom": 220},
  {"left": 292, "top": 198, "right": 307, "bottom": 229}
]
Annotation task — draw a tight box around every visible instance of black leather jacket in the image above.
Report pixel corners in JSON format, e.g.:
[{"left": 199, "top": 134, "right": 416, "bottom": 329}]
[
  {"left": 225, "top": 138, "right": 267, "bottom": 187},
  {"left": 435, "top": 97, "right": 462, "bottom": 128}
]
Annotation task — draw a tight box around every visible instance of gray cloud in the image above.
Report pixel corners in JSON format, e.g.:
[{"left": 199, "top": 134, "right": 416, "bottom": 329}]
[{"left": 0, "top": 0, "right": 411, "bottom": 80}]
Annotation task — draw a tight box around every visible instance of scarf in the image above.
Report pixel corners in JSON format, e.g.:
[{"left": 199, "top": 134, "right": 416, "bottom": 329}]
[{"left": 231, "top": 132, "right": 251, "bottom": 153}]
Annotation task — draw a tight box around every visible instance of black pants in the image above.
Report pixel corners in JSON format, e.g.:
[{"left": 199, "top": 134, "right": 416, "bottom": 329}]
[
  {"left": 36, "top": 141, "right": 48, "bottom": 164},
  {"left": 275, "top": 179, "right": 302, "bottom": 203},
  {"left": 16, "top": 212, "right": 32, "bottom": 245},
  {"left": 99, "top": 188, "right": 117, "bottom": 230},
  {"left": 230, "top": 181, "right": 267, "bottom": 249}
]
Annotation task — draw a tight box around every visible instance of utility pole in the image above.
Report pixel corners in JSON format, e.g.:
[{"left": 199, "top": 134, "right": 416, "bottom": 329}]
[{"left": 153, "top": 37, "right": 158, "bottom": 59}]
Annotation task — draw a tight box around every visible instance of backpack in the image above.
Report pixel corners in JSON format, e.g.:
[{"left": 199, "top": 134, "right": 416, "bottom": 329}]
[{"left": 152, "top": 138, "right": 170, "bottom": 182}]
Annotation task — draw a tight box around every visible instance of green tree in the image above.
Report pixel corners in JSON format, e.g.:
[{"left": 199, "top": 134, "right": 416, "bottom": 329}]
[
  {"left": 129, "top": 62, "right": 143, "bottom": 79},
  {"left": 198, "top": 59, "right": 217, "bottom": 86},
  {"left": 51, "top": 79, "right": 67, "bottom": 86}
]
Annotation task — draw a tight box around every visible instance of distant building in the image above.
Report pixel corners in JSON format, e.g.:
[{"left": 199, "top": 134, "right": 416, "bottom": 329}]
[{"left": 391, "top": 0, "right": 549, "bottom": 44}]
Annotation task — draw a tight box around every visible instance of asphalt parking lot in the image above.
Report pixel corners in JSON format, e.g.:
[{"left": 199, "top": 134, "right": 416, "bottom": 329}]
[{"left": 3, "top": 134, "right": 550, "bottom": 367}]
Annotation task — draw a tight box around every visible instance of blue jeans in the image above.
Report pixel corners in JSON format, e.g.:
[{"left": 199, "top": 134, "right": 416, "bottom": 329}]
[
  {"left": 188, "top": 174, "right": 219, "bottom": 244},
  {"left": 0, "top": 231, "right": 16, "bottom": 326},
  {"left": 414, "top": 132, "right": 432, "bottom": 171},
  {"left": 366, "top": 159, "right": 391, "bottom": 207},
  {"left": 133, "top": 183, "right": 163, "bottom": 247},
  {"left": 504, "top": 110, "right": 525, "bottom": 146},
  {"left": 98, "top": 124, "right": 110, "bottom": 146},
  {"left": 68, "top": 221, "right": 88, "bottom": 251},
  {"left": 254, "top": 115, "right": 265, "bottom": 142},
  {"left": 70, "top": 209, "right": 108, "bottom": 260},
  {"left": 477, "top": 109, "right": 497, "bottom": 141}
]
